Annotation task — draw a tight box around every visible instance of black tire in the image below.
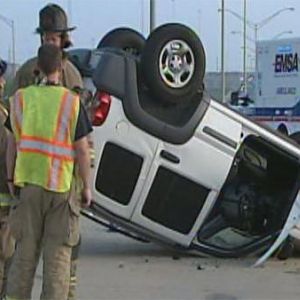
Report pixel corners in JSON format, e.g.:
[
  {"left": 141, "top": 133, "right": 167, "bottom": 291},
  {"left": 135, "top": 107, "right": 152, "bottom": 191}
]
[
  {"left": 277, "top": 123, "right": 288, "bottom": 135},
  {"left": 289, "top": 131, "right": 300, "bottom": 144},
  {"left": 141, "top": 23, "right": 206, "bottom": 104},
  {"left": 68, "top": 48, "right": 93, "bottom": 77},
  {"left": 97, "top": 28, "right": 146, "bottom": 55}
]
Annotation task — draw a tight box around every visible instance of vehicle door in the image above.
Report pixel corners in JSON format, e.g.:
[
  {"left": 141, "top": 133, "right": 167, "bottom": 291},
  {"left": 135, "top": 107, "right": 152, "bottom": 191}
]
[{"left": 131, "top": 103, "right": 242, "bottom": 246}]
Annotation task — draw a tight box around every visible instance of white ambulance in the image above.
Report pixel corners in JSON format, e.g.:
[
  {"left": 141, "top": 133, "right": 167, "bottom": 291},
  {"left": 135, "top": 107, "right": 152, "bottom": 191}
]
[{"left": 240, "top": 38, "right": 300, "bottom": 136}]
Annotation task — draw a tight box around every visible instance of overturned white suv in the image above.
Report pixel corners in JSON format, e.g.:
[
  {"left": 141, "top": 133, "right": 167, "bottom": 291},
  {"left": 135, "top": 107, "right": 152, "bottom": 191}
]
[{"left": 70, "top": 24, "right": 300, "bottom": 265}]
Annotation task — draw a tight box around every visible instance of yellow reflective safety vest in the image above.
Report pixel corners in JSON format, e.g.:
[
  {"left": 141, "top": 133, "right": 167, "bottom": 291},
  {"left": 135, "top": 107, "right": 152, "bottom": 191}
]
[
  {"left": 0, "top": 193, "right": 13, "bottom": 207},
  {"left": 10, "top": 85, "right": 80, "bottom": 193}
]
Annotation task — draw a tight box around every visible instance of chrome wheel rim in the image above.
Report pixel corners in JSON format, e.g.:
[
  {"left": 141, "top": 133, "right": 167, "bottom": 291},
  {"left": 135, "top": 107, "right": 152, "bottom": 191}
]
[{"left": 159, "top": 39, "right": 195, "bottom": 89}]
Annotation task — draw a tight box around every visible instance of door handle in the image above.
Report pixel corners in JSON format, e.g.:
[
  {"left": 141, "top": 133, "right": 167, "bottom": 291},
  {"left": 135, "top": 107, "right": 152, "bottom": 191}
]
[{"left": 160, "top": 150, "right": 180, "bottom": 164}]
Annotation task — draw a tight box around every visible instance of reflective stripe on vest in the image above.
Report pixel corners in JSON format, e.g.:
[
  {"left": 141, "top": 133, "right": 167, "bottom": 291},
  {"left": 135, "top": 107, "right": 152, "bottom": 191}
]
[
  {"left": 19, "top": 137, "right": 75, "bottom": 160},
  {"left": 0, "top": 192, "right": 12, "bottom": 206},
  {"left": 48, "top": 91, "right": 75, "bottom": 190},
  {"left": 12, "top": 86, "right": 79, "bottom": 192}
]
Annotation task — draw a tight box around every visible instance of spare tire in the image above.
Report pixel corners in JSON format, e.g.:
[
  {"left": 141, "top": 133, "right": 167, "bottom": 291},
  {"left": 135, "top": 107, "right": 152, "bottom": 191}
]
[
  {"left": 289, "top": 131, "right": 300, "bottom": 144},
  {"left": 97, "top": 28, "right": 146, "bottom": 55},
  {"left": 141, "top": 23, "right": 206, "bottom": 104},
  {"left": 68, "top": 48, "right": 93, "bottom": 77}
]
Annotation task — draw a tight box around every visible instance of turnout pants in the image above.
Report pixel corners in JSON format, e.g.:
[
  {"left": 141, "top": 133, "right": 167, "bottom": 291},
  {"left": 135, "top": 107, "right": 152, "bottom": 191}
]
[
  {"left": 7, "top": 184, "right": 80, "bottom": 300},
  {"left": 0, "top": 206, "right": 15, "bottom": 298}
]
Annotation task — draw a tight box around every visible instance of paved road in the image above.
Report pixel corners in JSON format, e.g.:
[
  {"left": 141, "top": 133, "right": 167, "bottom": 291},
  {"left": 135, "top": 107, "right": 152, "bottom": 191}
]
[{"left": 32, "top": 217, "right": 300, "bottom": 300}]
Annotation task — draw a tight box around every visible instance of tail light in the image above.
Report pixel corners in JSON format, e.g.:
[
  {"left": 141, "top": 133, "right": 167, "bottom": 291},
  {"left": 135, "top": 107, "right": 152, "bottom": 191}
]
[{"left": 92, "top": 92, "right": 112, "bottom": 126}]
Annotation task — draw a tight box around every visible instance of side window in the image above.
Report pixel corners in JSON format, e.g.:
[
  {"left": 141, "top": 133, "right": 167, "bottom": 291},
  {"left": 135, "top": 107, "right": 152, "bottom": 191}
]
[
  {"left": 95, "top": 142, "right": 143, "bottom": 205},
  {"left": 142, "top": 167, "right": 210, "bottom": 234}
]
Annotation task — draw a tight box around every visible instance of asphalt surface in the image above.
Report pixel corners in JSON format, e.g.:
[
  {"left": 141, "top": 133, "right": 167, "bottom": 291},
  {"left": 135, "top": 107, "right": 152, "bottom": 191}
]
[{"left": 31, "top": 217, "right": 300, "bottom": 300}]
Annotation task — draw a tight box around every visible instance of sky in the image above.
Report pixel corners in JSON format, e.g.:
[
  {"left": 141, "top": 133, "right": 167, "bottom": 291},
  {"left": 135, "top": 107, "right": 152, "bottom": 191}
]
[{"left": 1, "top": 0, "right": 300, "bottom": 72}]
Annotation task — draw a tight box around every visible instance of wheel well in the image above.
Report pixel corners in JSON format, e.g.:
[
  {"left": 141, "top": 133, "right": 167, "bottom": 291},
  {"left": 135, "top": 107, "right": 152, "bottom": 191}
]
[{"left": 199, "top": 135, "right": 300, "bottom": 241}]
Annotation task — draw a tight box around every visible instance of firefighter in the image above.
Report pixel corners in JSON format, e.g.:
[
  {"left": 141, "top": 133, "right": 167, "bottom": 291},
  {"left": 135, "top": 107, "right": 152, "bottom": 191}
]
[
  {"left": 0, "top": 58, "right": 15, "bottom": 300},
  {"left": 6, "top": 44, "right": 92, "bottom": 300},
  {"left": 13, "top": 3, "right": 82, "bottom": 92},
  {"left": 11, "top": 4, "right": 85, "bottom": 299}
]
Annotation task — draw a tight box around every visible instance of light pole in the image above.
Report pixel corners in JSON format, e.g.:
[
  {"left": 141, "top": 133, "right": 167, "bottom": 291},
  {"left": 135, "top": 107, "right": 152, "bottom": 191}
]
[
  {"left": 221, "top": 6, "right": 294, "bottom": 91},
  {"left": 231, "top": 30, "right": 255, "bottom": 43},
  {"left": 272, "top": 30, "right": 293, "bottom": 39},
  {"left": 252, "top": 7, "right": 294, "bottom": 76},
  {"left": 222, "top": 7, "right": 294, "bottom": 43},
  {"left": 253, "top": 8, "right": 294, "bottom": 43},
  {"left": 0, "top": 14, "right": 16, "bottom": 75},
  {"left": 232, "top": 30, "right": 256, "bottom": 73},
  {"left": 221, "top": 0, "right": 225, "bottom": 103},
  {"left": 241, "top": 46, "right": 256, "bottom": 53},
  {"left": 150, "top": 0, "right": 156, "bottom": 32},
  {"left": 226, "top": 2, "right": 248, "bottom": 94},
  {"left": 243, "top": 0, "right": 247, "bottom": 94},
  {"left": 247, "top": 54, "right": 255, "bottom": 72}
]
